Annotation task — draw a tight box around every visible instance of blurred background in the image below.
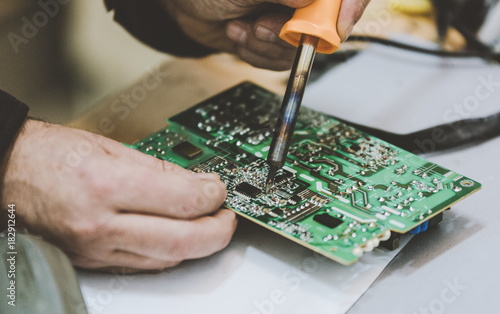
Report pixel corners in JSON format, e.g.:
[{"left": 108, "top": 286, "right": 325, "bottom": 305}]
[
  {"left": 1, "top": 0, "right": 499, "bottom": 124},
  {"left": 0, "top": 0, "right": 168, "bottom": 124}
]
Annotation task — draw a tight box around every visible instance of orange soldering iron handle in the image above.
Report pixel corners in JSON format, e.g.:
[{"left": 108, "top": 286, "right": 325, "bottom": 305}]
[{"left": 280, "top": 0, "right": 342, "bottom": 54}]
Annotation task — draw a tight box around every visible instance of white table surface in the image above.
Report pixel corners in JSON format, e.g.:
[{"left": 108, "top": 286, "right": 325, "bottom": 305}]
[{"left": 79, "top": 39, "right": 500, "bottom": 314}]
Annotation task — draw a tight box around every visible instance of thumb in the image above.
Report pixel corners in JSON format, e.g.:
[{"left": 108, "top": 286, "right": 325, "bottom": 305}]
[
  {"left": 94, "top": 135, "right": 228, "bottom": 218},
  {"left": 337, "top": 0, "right": 371, "bottom": 41}
]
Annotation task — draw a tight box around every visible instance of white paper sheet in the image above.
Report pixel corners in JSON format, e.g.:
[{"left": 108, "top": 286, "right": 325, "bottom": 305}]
[{"left": 79, "top": 219, "right": 409, "bottom": 314}]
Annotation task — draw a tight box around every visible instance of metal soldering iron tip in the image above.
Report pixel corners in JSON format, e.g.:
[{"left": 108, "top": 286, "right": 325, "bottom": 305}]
[{"left": 265, "top": 166, "right": 278, "bottom": 194}]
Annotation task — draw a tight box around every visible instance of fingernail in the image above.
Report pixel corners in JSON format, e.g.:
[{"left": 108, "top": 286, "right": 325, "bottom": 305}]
[
  {"left": 255, "top": 25, "right": 277, "bottom": 42},
  {"left": 227, "top": 22, "right": 247, "bottom": 44}
]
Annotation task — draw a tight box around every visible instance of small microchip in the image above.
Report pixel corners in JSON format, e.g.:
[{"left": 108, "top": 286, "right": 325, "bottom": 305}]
[
  {"left": 350, "top": 144, "right": 361, "bottom": 152},
  {"left": 172, "top": 141, "right": 202, "bottom": 160},
  {"left": 272, "top": 208, "right": 285, "bottom": 216},
  {"left": 234, "top": 182, "right": 262, "bottom": 198},
  {"left": 225, "top": 161, "right": 238, "bottom": 172},
  {"left": 288, "top": 195, "right": 302, "bottom": 205},
  {"left": 313, "top": 214, "right": 343, "bottom": 229},
  {"left": 274, "top": 170, "right": 295, "bottom": 185},
  {"left": 379, "top": 232, "right": 401, "bottom": 251}
]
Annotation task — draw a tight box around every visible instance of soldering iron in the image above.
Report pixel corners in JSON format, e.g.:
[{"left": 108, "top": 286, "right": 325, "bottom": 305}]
[{"left": 266, "top": 0, "right": 343, "bottom": 192}]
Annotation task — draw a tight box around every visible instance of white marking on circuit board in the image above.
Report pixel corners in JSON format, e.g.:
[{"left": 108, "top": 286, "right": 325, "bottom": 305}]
[
  {"left": 331, "top": 206, "right": 376, "bottom": 224},
  {"left": 376, "top": 213, "right": 387, "bottom": 220},
  {"left": 262, "top": 146, "right": 270, "bottom": 152},
  {"left": 283, "top": 166, "right": 297, "bottom": 174},
  {"left": 389, "top": 220, "right": 405, "bottom": 228},
  {"left": 255, "top": 152, "right": 263, "bottom": 158},
  {"left": 316, "top": 182, "right": 332, "bottom": 195},
  {"left": 334, "top": 196, "right": 349, "bottom": 203},
  {"left": 453, "top": 175, "right": 463, "bottom": 181},
  {"left": 444, "top": 171, "right": 453, "bottom": 177},
  {"left": 300, "top": 174, "right": 315, "bottom": 182},
  {"left": 382, "top": 205, "right": 401, "bottom": 216}
]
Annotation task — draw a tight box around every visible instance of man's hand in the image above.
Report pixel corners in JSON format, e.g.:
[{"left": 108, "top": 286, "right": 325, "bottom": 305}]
[
  {"left": 164, "top": 0, "right": 370, "bottom": 70},
  {"left": 2, "top": 120, "right": 237, "bottom": 273}
]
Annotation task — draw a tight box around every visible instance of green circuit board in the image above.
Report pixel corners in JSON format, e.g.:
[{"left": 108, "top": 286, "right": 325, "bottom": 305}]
[{"left": 131, "top": 82, "right": 480, "bottom": 265}]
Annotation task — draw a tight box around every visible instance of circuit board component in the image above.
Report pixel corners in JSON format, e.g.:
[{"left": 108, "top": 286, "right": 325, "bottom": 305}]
[
  {"left": 131, "top": 82, "right": 481, "bottom": 265},
  {"left": 172, "top": 141, "right": 202, "bottom": 160}
]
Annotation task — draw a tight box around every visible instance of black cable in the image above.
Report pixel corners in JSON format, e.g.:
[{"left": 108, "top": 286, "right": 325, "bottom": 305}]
[
  {"left": 332, "top": 111, "right": 500, "bottom": 154},
  {"left": 451, "top": 21, "right": 493, "bottom": 54},
  {"left": 346, "top": 35, "right": 500, "bottom": 63},
  {"left": 312, "top": 33, "right": 500, "bottom": 154}
]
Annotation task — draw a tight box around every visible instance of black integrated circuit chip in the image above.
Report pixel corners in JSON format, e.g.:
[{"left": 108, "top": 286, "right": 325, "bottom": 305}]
[
  {"left": 272, "top": 208, "right": 285, "bottom": 216},
  {"left": 288, "top": 195, "right": 302, "bottom": 205},
  {"left": 274, "top": 170, "right": 295, "bottom": 185},
  {"left": 313, "top": 213, "right": 343, "bottom": 229},
  {"left": 350, "top": 144, "right": 361, "bottom": 152},
  {"left": 172, "top": 141, "right": 202, "bottom": 160},
  {"left": 234, "top": 182, "right": 262, "bottom": 198}
]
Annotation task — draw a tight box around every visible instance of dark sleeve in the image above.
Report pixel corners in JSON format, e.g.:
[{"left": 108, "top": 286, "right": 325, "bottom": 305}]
[
  {"left": 0, "top": 90, "right": 28, "bottom": 166},
  {"left": 104, "top": 0, "right": 217, "bottom": 57}
]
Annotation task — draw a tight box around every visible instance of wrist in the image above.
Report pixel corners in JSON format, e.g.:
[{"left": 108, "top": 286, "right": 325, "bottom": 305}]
[
  {"left": 0, "top": 119, "right": 27, "bottom": 231},
  {"left": 0, "top": 91, "right": 29, "bottom": 213},
  {"left": 0, "top": 119, "right": 48, "bottom": 232}
]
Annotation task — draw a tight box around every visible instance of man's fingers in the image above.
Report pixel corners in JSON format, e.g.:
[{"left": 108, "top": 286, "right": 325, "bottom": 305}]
[
  {"left": 86, "top": 154, "right": 226, "bottom": 219},
  {"left": 70, "top": 249, "right": 180, "bottom": 271},
  {"left": 115, "top": 162, "right": 226, "bottom": 219},
  {"left": 112, "top": 209, "right": 237, "bottom": 261},
  {"left": 237, "top": 46, "right": 294, "bottom": 70},
  {"left": 277, "top": 0, "right": 371, "bottom": 42},
  {"left": 226, "top": 16, "right": 297, "bottom": 70},
  {"left": 90, "top": 133, "right": 228, "bottom": 218},
  {"left": 253, "top": 12, "right": 298, "bottom": 49},
  {"left": 225, "top": 11, "right": 295, "bottom": 50},
  {"left": 248, "top": 0, "right": 370, "bottom": 44},
  {"left": 337, "top": 0, "right": 371, "bottom": 41}
]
